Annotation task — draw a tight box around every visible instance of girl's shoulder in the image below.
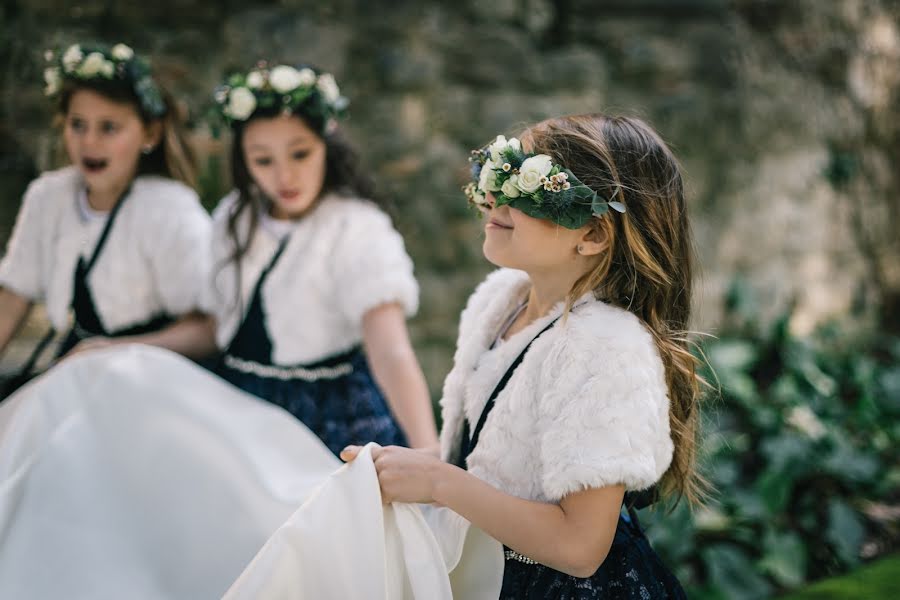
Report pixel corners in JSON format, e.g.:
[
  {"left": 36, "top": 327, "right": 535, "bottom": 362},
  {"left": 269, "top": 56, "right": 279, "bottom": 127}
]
[
  {"left": 316, "top": 193, "right": 393, "bottom": 230},
  {"left": 23, "top": 165, "right": 80, "bottom": 204},
  {"left": 539, "top": 299, "right": 666, "bottom": 398},
  {"left": 563, "top": 299, "right": 658, "bottom": 357},
  {"left": 130, "top": 174, "right": 201, "bottom": 209}
]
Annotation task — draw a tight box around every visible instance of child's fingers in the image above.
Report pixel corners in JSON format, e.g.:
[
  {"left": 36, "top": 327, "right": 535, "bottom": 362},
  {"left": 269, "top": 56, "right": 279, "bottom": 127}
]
[{"left": 340, "top": 445, "right": 361, "bottom": 462}]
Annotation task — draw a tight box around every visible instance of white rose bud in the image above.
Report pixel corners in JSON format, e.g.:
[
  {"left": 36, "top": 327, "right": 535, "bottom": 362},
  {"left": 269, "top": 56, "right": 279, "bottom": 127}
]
[
  {"left": 488, "top": 135, "right": 509, "bottom": 164},
  {"left": 269, "top": 65, "right": 303, "bottom": 94},
  {"left": 225, "top": 87, "right": 257, "bottom": 120},
  {"left": 245, "top": 70, "right": 265, "bottom": 89},
  {"left": 111, "top": 44, "right": 134, "bottom": 60},
  {"left": 298, "top": 68, "right": 316, "bottom": 87},
  {"left": 100, "top": 60, "right": 115, "bottom": 78},
  {"left": 78, "top": 52, "right": 106, "bottom": 77},
  {"left": 62, "top": 45, "right": 83, "bottom": 72},
  {"left": 43, "top": 67, "right": 61, "bottom": 96},
  {"left": 500, "top": 175, "right": 521, "bottom": 198},
  {"left": 507, "top": 137, "right": 522, "bottom": 152},
  {"left": 516, "top": 154, "right": 554, "bottom": 193},
  {"left": 316, "top": 73, "right": 341, "bottom": 104}
]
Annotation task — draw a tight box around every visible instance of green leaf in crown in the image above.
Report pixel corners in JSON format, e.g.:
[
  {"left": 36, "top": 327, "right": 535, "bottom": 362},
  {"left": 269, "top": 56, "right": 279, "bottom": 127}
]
[{"left": 465, "top": 134, "right": 626, "bottom": 229}]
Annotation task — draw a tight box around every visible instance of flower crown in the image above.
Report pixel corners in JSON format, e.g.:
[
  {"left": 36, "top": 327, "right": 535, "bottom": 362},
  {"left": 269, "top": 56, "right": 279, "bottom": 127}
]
[
  {"left": 43, "top": 43, "right": 167, "bottom": 118},
  {"left": 464, "top": 135, "right": 626, "bottom": 229},
  {"left": 212, "top": 63, "right": 348, "bottom": 131}
]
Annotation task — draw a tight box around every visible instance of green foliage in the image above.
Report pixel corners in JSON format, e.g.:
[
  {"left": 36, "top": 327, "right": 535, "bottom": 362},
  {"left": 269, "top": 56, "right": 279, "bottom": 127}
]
[
  {"left": 638, "top": 302, "right": 900, "bottom": 598},
  {"left": 780, "top": 553, "right": 900, "bottom": 600}
]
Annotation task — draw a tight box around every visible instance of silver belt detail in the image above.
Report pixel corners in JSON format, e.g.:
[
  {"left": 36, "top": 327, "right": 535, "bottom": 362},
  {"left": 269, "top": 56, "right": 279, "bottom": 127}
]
[{"left": 223, "top": 354, "right": 354, "bottom": 382}]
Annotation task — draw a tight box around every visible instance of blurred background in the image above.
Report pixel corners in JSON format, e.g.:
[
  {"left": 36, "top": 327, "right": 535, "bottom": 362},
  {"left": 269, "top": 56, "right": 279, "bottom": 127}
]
[{"left": 1, "top": 0, "right": 898, "bottom": 597}]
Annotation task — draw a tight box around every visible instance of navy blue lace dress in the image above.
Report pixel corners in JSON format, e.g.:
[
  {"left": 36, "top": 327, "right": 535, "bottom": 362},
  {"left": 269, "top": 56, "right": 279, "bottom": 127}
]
[
  {"left": 214, "top": 238, "right": 406, "bottom": 456},
  {"left": 498, "top": 506, "right": 685, "bottom": 599}
]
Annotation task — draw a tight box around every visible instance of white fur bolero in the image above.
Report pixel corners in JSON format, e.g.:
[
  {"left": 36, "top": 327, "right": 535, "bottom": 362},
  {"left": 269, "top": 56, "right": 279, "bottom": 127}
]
[
  {"left": 0, "top": 166, "right": 211, "bottom": 332},
  {"left": 203, "top": 192, "right": 419, "bottom": 365},
  {"left": 439, "top": 269, "right": 674, "bottom": 503}
]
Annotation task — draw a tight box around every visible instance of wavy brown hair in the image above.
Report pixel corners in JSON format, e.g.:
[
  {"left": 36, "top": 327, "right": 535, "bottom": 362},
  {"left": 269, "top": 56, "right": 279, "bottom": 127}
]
[{"left": 526, "top": 114, "right": 705, "bottom": 505}]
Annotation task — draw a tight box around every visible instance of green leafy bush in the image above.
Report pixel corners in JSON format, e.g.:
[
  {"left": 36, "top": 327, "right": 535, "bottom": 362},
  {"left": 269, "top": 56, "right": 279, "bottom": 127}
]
[{"left": 639, "top": 313, "right": 900, "bottom": 599}]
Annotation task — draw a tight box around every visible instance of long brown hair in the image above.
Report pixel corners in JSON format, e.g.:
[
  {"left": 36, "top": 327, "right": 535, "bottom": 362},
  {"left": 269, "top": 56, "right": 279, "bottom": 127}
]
[
  {"left": 527, "top": 114, "right": 705, "bottom": 505},
  {"left": 56, "top": 77, "right": 197, "bottom": 188}
]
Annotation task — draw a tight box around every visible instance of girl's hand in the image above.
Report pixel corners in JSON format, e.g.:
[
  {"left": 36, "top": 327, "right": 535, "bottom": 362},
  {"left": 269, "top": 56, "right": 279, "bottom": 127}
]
[{"left": 340, "top": 444, "right": 444, "bottom": 504}]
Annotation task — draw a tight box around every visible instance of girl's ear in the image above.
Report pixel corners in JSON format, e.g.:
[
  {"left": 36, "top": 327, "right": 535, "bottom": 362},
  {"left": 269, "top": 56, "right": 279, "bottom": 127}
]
[
  {"left": 576, "top": 219, "right": 610, "bottom": 256},
  {"left": 143, "top": 120, "right": 163, "bottom": 151}
]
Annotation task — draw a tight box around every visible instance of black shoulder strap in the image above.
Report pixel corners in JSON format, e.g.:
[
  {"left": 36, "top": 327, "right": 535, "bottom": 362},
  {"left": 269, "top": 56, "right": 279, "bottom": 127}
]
[
  {"left": 83, "top": 184, "right": 132, "bottom": 272},
  {"left": 456, "top": 317, "right": 559, "bottom": 469}
]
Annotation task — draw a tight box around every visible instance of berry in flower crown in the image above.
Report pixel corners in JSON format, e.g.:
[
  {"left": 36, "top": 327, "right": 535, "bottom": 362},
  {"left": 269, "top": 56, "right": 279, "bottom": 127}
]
[
  {"left": 464, "top": 135, "right": 626, "bottom": 229},
  {"left": 43, "top": 42, "right": 167, "bottom": 118},
  {"left": 211, "top": 62, "right": 348, "bottom": 133}
]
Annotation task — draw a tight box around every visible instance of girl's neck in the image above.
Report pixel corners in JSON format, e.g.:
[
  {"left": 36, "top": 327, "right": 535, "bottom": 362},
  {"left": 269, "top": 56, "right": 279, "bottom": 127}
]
[
  {"left": 521, "top": 266, "right": 583, "bottom": 321},
  {"left": 86, "top": 179, "right": 132, "bottom": 212}
]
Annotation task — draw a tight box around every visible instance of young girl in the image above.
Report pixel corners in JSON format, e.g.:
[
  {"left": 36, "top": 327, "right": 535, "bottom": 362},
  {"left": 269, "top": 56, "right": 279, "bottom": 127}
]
[
  {"left": 342, "top": 114, "right": 700, "bottom": 598},
  {"left": 202, "top": 63, "right": 438, "bottom": 455},
  {"left": 0, "top": 42, "right": 213, "bottom": 395}
]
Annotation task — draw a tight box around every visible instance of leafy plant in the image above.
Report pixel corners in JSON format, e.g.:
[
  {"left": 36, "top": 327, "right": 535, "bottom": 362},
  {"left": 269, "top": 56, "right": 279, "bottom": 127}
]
[{"left": 638, "top": 300, "right": 900, "bottom": 598}]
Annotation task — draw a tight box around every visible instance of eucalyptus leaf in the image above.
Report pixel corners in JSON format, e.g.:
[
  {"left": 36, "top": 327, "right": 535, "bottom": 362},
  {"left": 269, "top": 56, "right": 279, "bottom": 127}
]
[
  {"left": 759, "top": 529, "right": 807, "bottom": 587},
  {"left": 703, "top": 544, "right": 773, "bottom": 600},
  {"left": 827, "top": 500, "right": 864, "bottom": 566}
]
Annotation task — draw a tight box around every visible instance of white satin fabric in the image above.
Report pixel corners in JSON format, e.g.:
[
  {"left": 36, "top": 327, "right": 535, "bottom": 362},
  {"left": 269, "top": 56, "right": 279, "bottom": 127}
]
[{"left": 0, "top": 345, "right": 502, "bottom": 599}]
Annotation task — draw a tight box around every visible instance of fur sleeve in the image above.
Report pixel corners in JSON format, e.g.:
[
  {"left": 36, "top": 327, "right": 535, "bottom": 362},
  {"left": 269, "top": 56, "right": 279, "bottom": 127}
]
[
  {"left": 0, "top": 175, "right": 54, "bottom": 300},
  {"left": 538, "top": 308, "right": 674, "bottom": 500},
  {"left": 140, "top": 180, "right": 213, "bottom": 315},
  {"left": 333, "top": 202, "right": 418, "bottom": 326}
]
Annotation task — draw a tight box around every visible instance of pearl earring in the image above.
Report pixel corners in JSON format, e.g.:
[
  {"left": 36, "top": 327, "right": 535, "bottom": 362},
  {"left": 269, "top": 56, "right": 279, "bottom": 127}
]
[
  {"left": 141, "top": 145, "right": 154, "bottom": 155},
  {"left": 576, "top": 244, "right": 584, "bottom": 254}
]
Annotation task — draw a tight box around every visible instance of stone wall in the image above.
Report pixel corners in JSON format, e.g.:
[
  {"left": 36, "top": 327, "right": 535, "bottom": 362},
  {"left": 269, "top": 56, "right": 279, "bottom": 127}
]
[{"left": 1, "top": 0, "right": 897, "bottom": 396}]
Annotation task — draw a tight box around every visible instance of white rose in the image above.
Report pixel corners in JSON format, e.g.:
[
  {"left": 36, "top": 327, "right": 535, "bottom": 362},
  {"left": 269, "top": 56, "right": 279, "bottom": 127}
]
[
  {"left": 316, "top": 73, "right": 341, "bottom": 104},
  {"left": 517, "top": 154, "right": 554, "bottom": 193},
  {"left": 269, "top": 65, "right": 302, "bottom": 93},
  {"left": 507, "top": 137, "right": 521, "bottom": 152},
  {"left": 245, "top": 70, "right": 265, "bottom": 89},
  {"left": 500, "top": 175, "right": 521, "bottom": 198},
  {"left": 100, "top": 60, "right": 115, "bottom": 78},
  {"left": 225, "top": 87, "right": 257, "bottom": 120},
  {"left": 298, "top": 68, "right": 316, "bottom": 87},
  {"left": 62, "top": 45, "right": 83, "bottom": 72},
  {"left": 43, "top": 67, "right": 61, "bottom": 95},
  {"left": 478, "top": 159, "right": 501, "bottom": 193},
  {"left": 111, "top": 44, "right": 134, "bottom": 60},
  {"left": 488, "top": 135, "right": 509, "bottom": 163},
  {"left": 78, "top": 52, "right": 106, "bottom": 77}
]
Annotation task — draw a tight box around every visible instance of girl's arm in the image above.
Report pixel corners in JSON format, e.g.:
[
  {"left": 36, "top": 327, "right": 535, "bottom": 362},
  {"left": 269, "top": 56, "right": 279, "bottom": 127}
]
[
  {"left": 361, "top": 303, "right": 439, "bottom": 450},
  {"left": 67, "top": 312, "right": 219, "bottom": 360},
  {"left": 0, "top": 288, "right": 33, "bottom": 357},
  {"left": 340, "top": 444, "right": 624, "bottom": 578}
]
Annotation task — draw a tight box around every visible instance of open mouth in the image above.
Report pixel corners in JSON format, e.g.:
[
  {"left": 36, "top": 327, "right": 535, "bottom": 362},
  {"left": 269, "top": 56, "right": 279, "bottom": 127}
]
[{"left": 82, "top": 158, "right": 109, "bottom": 173}]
